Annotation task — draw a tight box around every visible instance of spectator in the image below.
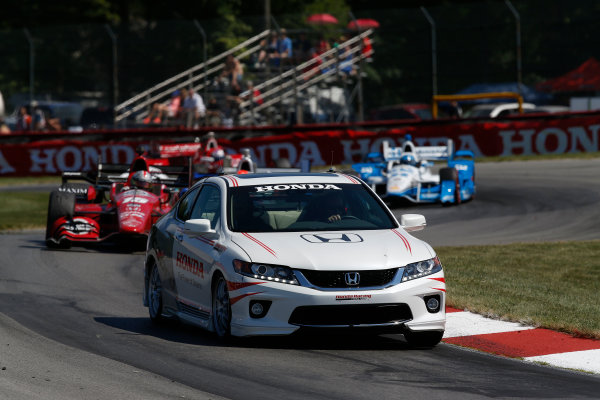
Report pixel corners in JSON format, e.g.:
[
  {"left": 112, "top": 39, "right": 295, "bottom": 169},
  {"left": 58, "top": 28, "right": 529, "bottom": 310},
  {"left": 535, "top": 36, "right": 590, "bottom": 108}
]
[
  {"left": 336, "top": 36, "right": 355, "bottom": 76},
  {"left": 276, "top": 28, "right": 293, "bottom": 66},
  {"left": 316, "top": 35, "right": 331, "bottom": 55},
  {"left": 15, "top": 106, "right": 31, "bottom": 131},
  {"left": 32, "top": 106, "right": 47, "bottom": 131},
  {"left": 219, "top": 54, "right": 244, "bottom": 95},
  {"left": 205, "top": 97, "right": 223, "bottom": 126},
  {"left": 362, "top": 35, "right": 373, "bottom": 59},
  {"left": 259, "top": 32, "right": 279, "bottom": 67},
  {"left": 144, "top": 89, "right": 182, "bottom": 124},
  {"left": 181, "top": 88, "right": 206, "bottom": 128},
  {"left": 0, "top": 117, "right": 10, "bottom": 134},
  {"left": 293, "top": 32, "right": 312, "bottom": 64}
]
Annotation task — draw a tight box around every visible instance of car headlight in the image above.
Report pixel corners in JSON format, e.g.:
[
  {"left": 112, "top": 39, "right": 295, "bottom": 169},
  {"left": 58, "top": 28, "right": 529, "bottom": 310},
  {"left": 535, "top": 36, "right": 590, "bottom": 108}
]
[
  {"left": 402, "top": 257, "right": 442, "bottom": 282},
  {"left": 233, "top": 260, "right": 299, "bottom": 285}
]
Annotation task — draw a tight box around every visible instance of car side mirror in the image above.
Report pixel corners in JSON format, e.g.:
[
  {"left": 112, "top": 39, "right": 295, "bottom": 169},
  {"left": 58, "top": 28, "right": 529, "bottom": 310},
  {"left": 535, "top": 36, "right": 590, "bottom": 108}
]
[
  {"left": 401, "top": 214, "right": 426, "bottom": 232},
  {"left": 184, "top": 218, "right": 219, "bottom": 238}
]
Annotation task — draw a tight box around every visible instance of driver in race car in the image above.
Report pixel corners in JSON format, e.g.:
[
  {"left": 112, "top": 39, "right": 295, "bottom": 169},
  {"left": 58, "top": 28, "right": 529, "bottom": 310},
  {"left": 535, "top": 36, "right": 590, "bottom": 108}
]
[
  {"left": 400, "top": 154, "right": 417, "bottom": 166},
  {"left": 130, "top": 170, "right": 153, "bottom": 190}
]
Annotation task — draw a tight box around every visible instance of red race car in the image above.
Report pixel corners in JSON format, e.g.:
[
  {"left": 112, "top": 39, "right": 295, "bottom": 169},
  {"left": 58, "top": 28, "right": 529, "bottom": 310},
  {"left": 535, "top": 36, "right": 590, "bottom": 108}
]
[{"left": 45, "top": 153, "right": 190, "bottom": 249}]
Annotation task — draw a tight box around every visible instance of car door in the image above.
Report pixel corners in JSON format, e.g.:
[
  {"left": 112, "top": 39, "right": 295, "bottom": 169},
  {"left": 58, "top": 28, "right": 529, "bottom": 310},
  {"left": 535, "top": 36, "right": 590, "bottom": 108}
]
[
  {"left": 172, "top": 184, "right": 222, "bottom": 314},
  {"left": 159, "top": 185, "right": 200, "bottom": 287}
]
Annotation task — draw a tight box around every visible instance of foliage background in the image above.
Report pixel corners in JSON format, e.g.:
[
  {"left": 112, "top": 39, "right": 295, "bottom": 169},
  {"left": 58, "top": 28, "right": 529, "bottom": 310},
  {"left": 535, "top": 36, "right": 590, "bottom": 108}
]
[{"left": 1, "top": 0, "right": 599, "bottom": 114}]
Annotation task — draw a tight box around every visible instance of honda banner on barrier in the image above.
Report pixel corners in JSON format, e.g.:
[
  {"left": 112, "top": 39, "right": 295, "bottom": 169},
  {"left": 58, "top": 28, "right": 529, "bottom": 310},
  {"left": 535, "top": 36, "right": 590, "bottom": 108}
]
[{"left": 0, "top": 113, "right": 599, "bottom": 176}]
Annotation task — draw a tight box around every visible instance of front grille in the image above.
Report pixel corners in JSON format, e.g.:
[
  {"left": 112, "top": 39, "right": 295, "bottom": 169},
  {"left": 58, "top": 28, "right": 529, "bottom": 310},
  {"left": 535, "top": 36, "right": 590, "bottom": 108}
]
[
  {"left": 289, "top": 304, "right": 412, "bottom": 326},
  {"left": 299, "top": 268, "right": 399, "bottom": 289}
]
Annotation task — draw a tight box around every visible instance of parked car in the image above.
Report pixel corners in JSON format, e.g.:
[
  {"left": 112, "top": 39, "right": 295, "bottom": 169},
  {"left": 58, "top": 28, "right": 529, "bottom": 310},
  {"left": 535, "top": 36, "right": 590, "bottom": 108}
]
[
  {"left": 463, "top": 102, "right": 536, "bottom": 118},
  {"left": 10, "top": 100, "right": 84, "bottom": 130},
  {"left": 368, "top": 103, "right": 433, "bottom": 121},
  {"left": 143, "top": 172, "right": 446, "bottom": 346}
]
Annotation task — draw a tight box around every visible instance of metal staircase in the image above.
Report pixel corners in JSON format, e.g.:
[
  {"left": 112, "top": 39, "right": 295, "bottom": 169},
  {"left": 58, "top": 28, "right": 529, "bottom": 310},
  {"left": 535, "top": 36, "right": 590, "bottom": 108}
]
[
  {"left": 114, "top": 30, "right": 270, "bottom": 125},
  {"left": 113, "top": 28, "right": 374, "bottom": 127}
]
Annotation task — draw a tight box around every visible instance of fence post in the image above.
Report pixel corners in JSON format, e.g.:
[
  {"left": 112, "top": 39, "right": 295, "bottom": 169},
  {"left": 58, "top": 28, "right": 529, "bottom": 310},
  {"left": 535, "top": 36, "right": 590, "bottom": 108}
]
[
  {"left": 505, "top": 0, "right": 523, "bottom": 94},
  {"left": 348, "top": 11, "right": 364, "bottom": 122},
  {"left": 420, "top": 7, "right": 438, "bottom": 103},
  {"left": 193, "top": 20, "right": 208, "bottom": 106},
  {"left": 104, "top": 25, "right": 118, "bottom": 125},
  {"left": 23, "top": 29, "right": 35, "bottom": 105}
]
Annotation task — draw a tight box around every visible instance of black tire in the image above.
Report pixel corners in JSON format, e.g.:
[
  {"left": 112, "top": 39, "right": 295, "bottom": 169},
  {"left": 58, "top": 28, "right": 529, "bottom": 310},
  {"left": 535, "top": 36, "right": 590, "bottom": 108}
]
[
  {"left": 439, "top": 167, "right": 458, "bottom": 182},
  {"left": 148, "top": 261, "right": 165, "bottom": 323},
  {"left": 275, "top": 157, "right": 291, "bottom": 168},
  {"left": 46, "top": 190, "right": 75, "bottom": 242},
  {"left": 439, "top": 167, "right": 461, "bottom": 205},
  {"left": 403, "top": 330, "right": 444, "bottom": 348},
  {"left": 212, "top": 274, "right": 231, "bottom": 338}
]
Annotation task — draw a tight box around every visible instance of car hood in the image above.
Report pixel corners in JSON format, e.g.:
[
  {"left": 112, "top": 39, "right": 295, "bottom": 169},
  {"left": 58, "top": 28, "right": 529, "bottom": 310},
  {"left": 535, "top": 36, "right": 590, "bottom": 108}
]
[{"left": 230, "top": 229, "right": 433, "bottom": 270}]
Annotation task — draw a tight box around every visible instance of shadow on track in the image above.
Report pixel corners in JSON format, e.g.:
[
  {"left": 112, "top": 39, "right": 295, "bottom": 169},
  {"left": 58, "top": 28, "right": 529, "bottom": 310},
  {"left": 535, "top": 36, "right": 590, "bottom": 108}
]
[{"left": 94, "top": 316, "right": 419, "bottom": 351}]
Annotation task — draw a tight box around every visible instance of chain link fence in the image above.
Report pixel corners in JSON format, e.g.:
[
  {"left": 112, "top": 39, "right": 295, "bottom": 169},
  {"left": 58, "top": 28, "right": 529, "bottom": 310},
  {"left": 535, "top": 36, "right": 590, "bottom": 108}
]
[{"left": 1, "top": 1, "right": 599, "bottom": 124}]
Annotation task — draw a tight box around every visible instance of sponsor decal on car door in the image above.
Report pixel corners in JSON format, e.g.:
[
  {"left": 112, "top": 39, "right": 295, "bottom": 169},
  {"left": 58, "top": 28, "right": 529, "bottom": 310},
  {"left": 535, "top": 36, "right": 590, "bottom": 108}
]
[{"left": 172, "top": 184, "right": 221, "bottom": 312}]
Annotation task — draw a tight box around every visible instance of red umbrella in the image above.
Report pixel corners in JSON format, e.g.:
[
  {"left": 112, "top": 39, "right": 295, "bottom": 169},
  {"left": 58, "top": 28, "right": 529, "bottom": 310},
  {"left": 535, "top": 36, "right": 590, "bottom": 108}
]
[
  {"left": 347, "top": 18, "right": 380, "bottom": 30},
  {"left": 306, "top": 13, "right": 339, "bottom": 25}
]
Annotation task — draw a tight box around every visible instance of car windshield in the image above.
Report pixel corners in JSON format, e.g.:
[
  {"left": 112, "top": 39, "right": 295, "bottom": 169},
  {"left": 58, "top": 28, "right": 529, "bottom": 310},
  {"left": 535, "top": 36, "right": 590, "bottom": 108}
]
[{"left": 228, "top": 183, "right": 397, "bottom": 232}]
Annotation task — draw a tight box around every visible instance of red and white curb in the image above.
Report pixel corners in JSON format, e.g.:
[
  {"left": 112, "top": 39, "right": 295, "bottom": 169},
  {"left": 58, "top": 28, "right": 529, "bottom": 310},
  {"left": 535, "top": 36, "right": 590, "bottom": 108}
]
[{"left": 443, "top": 307, "right": 600, "bottom": 374}]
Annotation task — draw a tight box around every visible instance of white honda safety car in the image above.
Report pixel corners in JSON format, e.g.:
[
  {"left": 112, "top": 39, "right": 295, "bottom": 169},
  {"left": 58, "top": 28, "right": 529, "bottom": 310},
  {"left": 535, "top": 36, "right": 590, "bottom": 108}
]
[{"left": 143, "top": 172, "right": 446, "bottom": 346}]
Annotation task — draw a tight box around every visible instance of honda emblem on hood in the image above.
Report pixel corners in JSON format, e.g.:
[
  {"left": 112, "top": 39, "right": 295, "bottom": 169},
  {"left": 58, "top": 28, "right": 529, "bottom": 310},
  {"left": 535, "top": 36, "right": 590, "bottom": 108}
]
[
  {"left": 345, "top": 272, "right": 360, "bottom": 286},
  {"left": 301, "top": 233, "right": 363, "bottom": 243}
]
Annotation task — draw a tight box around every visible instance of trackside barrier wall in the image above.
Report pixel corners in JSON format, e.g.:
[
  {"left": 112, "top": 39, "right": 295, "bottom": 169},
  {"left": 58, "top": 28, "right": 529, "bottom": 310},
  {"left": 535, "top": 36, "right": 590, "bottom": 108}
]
[{"left": 1, "top": 112, "right": 600, "bottom": 176}]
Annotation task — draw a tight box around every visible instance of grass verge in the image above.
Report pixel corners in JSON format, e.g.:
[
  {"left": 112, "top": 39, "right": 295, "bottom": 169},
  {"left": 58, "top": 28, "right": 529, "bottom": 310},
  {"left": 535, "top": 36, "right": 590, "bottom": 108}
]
[
  {"left": 0, "top": 176, "right": 61, "bottom": 186},
  {"left": 0, "top": 191, "right": 49, "bottom": 231},
  {"left": 438, "top": 241, "right": 600, "bottom": 339}
]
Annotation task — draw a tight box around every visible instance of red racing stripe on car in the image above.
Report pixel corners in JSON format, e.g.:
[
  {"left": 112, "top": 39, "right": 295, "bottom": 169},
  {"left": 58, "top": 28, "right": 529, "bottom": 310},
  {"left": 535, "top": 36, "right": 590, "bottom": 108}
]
[
  {"left": 242, "top": 232, "right": 277, "bottom": 258},
  {"left": 432, "top": 288, "right": 446, "bottom": 292},
  {"left": 223, "top": 175, "right": 238, "bottom": 187},
  {"left": 193, "top": 235, "right": 214, "bottom": 246},
  {"left": 391, "top": 229, "right": 412, "bottom": 255},
  {"left": 428, "top": 277, "right": 445, "bottom": 283},
  {"left": 227, "top": 281, "right": 264, "bottom": 292},
  {"left": 342, "top": 174, "right": 360, "bottom": 184},
  {"left": 229, "top": 292, "right": 262, "bottom": 306}
]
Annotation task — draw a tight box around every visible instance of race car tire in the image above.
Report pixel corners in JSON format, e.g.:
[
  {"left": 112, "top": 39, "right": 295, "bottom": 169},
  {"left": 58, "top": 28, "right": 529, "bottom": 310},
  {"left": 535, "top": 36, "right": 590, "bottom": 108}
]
[
  {"left": 439, "top": 167, "right": 461, "bottom": 205},
  {"left": 403, "top": 330, "right": 444, "bottom": 348},
  {"left": 46, "top": 190, "right": 75, "bottom": 243},
  {"left": 148, "top": 261, "right": 165, "bottom": 324},
  {"left": 212, "top": 274, "right": 231, "bottom": 338},
  {"left": 439, "top": 167, "right": 458, "bottom": 182}
]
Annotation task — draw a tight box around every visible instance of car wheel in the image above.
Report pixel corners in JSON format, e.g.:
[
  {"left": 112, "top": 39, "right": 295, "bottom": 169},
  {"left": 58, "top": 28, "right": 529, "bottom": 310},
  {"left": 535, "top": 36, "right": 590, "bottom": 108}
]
[
  {"left": 46, "top": 190, "right": 75, "bottom": 246},
  {"left": 439, "top": 168, "right": 460, "bottom": 206},
  {"left": 148, "top": 261, "right": 165, "bottom": 323},
  {"left": 212, "top": 275, "right": 231, "bottom": 338},
  {"left": 403, "top": 330, "right": 444, "bottom": 348}
]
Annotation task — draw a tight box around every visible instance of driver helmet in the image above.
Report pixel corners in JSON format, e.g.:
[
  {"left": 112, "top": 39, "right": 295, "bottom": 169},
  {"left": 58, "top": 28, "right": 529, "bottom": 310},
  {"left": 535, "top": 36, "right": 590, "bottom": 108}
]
[
  {"left": 400, "top": 154, "right": 416, "bottom": 166},
  {"left": 131, "top": 170, "right": 153, "bottom": 189}
]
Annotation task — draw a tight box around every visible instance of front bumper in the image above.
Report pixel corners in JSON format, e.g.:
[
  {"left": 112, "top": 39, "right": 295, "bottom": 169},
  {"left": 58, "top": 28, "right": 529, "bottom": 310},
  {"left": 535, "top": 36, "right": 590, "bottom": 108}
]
[{"left": 229, "top": 271, "right": 446, "bottom": 337}]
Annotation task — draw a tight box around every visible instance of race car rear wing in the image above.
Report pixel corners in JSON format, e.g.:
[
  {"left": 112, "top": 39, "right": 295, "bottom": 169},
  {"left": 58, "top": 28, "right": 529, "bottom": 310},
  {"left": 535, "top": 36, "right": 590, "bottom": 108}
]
[
  {"left": 61, "top": 162, "right": 191, "bottom": 188},
  {"left": 382, "top": 139, "right": 454, "bottom": 162}
]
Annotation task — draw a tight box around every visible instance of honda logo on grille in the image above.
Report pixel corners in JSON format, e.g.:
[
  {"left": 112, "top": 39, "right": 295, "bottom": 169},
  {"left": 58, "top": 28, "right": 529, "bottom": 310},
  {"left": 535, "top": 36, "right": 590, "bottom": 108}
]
[
  {"left": 301, "top": 233, "right": 363, "bottom": 243},
  {"left": 345, "top": 272, "right": 360, "bottom": 286}
]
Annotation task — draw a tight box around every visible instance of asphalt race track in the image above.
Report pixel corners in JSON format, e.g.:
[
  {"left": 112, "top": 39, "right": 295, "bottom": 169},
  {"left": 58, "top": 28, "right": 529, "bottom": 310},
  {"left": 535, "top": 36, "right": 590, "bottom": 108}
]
[{"left": 1, "top": 159, "right": 599, "bottom": 399}]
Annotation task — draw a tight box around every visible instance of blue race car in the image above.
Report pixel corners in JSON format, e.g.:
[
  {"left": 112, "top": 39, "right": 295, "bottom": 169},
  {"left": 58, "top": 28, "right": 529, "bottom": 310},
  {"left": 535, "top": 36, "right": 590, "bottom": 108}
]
[{"left": 352, "top": 137, "right": 475, "bottom": 205}]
